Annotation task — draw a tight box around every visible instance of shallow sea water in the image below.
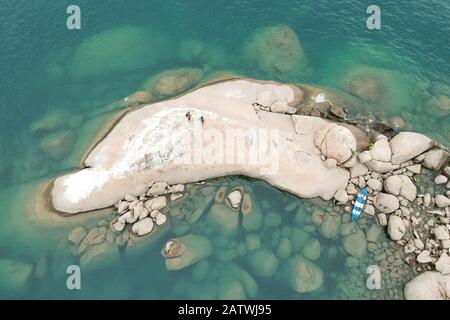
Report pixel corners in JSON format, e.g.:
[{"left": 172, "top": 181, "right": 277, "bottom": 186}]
[{"left": 0, "top": 0, "right": 448, "bottom": 299}]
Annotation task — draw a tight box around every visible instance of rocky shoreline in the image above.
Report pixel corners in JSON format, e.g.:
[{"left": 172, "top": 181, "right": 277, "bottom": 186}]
[{"left": 30, "top": 76, "right": 450, "bottom": 299}]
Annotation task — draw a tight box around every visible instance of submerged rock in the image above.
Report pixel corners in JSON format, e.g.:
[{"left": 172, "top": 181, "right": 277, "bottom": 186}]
[
  {"left": 70, "top": 26, "right": 169, "bottom": 78},
  {"left": 301, "top": 238, "right": 321, "bottom": 261},
  {"left": 143, "top": 67, "right": 204, "bottom": 98},
  {"left": 387, "top": 215, "right": 406, "bottom": 241},
  {"left": 314, "top": 123, "right": 356, "bottom": 164},
  {"left": 215, "top": 187, "right": 226, "bottom": 203},
  {"left": 375, "top": 193, "right": 399, "bottom": 213},
  {"left": 218, "top": 274, "right": 247, "bottom": 300},
  {"left": 436, "top": 253, "right": 450, "bottom": 275},
  {"left": 122, "top": 91, "right": 153, "bottom": 106},
  {"left": 0, "top": 259, "right": 33, "bottom": 293},
  {"left": 162, "top": 234, "right": 213, "bottom": 270},
  {"left": 229, "top": 264, "right": 258, "bottom": 298},
  {"left": 283, "top": 255, "right": 323, "bottom": 293},
  {"left": 68, "top": 226, "right": 87, "bottom": 246},
  {"left": 244, "top": 25, "right": 305, "bottom": 78},
  {"left": 207, "top": 203, "right": 239, "bottom": 235},
  {"left": 320, "top": 213, "right": 341, "bottom": 239},
  {"left": 30, "top": 109, "right": 72, "bottom": 133},
  {"left": 342, "top": 230, "right": 367, "bottom": 258},
  {"left": 39, "top": 129, "right": 76, "bottom": 160},
  {"left": 80, "top": 242, "right": 120, "bottom": 272},
  {"left": 404, "top": 271, "right": 450, "bottom": 300},
  {"left": 422, "top": 149, "right": 449, "bottom": 170},
  {"left": 242, "top": 204, "right": 263, "bottom": 231},
  {"left": 247, "top": 249, "right": 279, "bottom": 277},
  {"left": 241, "top": 193, "right": 252, "bottom": 216}
]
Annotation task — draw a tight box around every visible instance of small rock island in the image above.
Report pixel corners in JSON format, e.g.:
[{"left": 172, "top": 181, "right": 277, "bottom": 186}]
[{"left": 39, "top": 77, "right": 450, "bottom": 300}]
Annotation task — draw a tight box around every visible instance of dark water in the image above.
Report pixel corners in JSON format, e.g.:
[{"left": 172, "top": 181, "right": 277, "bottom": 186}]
[{"left": 0, "top": 0, "right": 448, "bottom": 299}]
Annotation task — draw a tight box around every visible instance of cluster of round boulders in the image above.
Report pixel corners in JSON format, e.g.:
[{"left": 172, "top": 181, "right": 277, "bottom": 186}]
[{"left": 328, "top": 130, "right": 450, "bottom": 296}]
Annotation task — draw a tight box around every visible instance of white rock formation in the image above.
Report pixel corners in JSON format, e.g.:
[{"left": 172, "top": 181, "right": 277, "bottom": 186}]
[
  {"left": 333, "top": 189, "right": 349, "bottom": 204},
  {"left": 389, "top": 132, "right": 434, "bottom": 165},
  {"left": 404, "top": 271, "right": 450, "bottom": 300},
  {"left": 131, "top": 218, "right": 154, "bottom": 236},
  {"left": 227, "top": 190, "right": 243, "bottom": 209},
  {"left": 435, "top": 175, "right": 448, "bottom": 185},
  {"left": 422, "top": 149, "right": 449, "bottom": 170},
  {"left": 314, "top": 123, "right": 356, "bottom": 165},
  {"left": 51, "top": 79, "right": 352, "bottom": 213},
  {"left": 375, "top": 193, "right": 400, "bottom": 213},
  {"left": 435, "top": 195, "right": 450, "bottom": 208},
  {"left": 436, "top": 253, "right": 450, "bottom": 275},
  {"left": 387, "top": 215, "right": 406, "bottom": 241}
]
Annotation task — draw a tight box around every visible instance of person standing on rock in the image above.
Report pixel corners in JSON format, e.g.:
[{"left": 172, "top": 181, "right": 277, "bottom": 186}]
[
  {"left": 200, "top": 115, "right": 205, "bottom": 125},
  {"left": 185, "top": 111, "right": 192, "bottom": 121}
]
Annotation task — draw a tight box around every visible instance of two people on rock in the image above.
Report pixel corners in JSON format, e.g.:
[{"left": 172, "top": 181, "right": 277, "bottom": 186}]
[{"left": 185, "top": 111, "right": 204, "bottom": 125}]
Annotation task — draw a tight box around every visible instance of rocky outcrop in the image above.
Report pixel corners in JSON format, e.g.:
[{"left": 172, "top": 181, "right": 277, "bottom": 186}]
[
  {"left": 375, "top": 193, "right": 399, "bottom": 213},
  {"left": 422, "top": 149, "right": 449, "bottom": 170},
  {"left": 404, "top": 271, "right": 450, "bottom": 300},
  {"left": 390, "top": 132, "right": 434, "bottom": 165},
  {"left": 314, "top": 123, "right": 356, "bottom": 165},
  {"left": 387, "top": 215, "right": 406, "bottom": 241},
  {"left": 51, "top": 79, "right": 352, "bottom": 214}
]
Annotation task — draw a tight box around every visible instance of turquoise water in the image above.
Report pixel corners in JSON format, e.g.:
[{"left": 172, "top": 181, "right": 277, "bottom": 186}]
[{"left": 0, "top": 0, "right": 448, "bottom": 299}]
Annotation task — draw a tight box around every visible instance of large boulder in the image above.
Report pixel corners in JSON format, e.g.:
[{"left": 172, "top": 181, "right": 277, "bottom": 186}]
[
  {"left": 375, "top": 193, "right": 400, "bottom": 213},
  {"left": 390, "top": 132, "right": 434, "bottom": 165},
  {"left": 244, "top": 25, "right": 305, "bottom": 78},
  {"left": 217, "top": 274, "right": 247, "bottom": 300},
  {"left": 342, "top": 229, "right": 367, "bottom": 258},
  {"left": 143, "top": 68, "right": 204, "bottom": 98},
  {"left": 80, "top": 242, "right": 120, "bottom": 272},
  {"left": 161, "top": 234, "right": 213, "bottom": 270},
  {"left": 422, "top": 149, "right": 449, "bottom": 170},
  {"left": 319, "top": 213, "right": 341, "bottom": 239},
  {"left": 301, "top": 238, "right": 321, "bottom": 261},
  {"left": 283, "top": 255, "right": 324, "bottom": 293},
  {"left": 315, "top": 123, "right": 356, "bottom": 164},
  {"left": 247, "top": 249, "right": 279, "bottom": 277},
  {"left": 404, "top": 271, "right": 450, "bottom": 300},
  {"left": 0, "top": 259, "right": 33, "bottom": 293},
  {"left": 69, "top": 25, "right": 170, "bottom": 78},
  {"left": 387, "top": 215, "right": 406, "bottom": 241}
]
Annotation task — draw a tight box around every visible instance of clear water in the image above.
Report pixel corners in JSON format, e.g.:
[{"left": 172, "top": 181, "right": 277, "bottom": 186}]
[{"left": 0, "top": 0, "right": 448, "bottom": 299}]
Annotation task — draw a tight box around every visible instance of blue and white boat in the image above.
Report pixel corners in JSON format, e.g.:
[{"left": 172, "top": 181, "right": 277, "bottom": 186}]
[{"left": 351, "top": 187, "right": 369, "bottom": 221}]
